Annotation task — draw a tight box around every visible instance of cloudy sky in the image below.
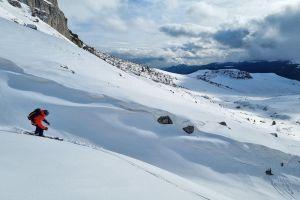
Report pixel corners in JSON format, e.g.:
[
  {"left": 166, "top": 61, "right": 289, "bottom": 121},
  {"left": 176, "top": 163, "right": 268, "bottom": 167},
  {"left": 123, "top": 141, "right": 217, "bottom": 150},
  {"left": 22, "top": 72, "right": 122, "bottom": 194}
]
[{"left": 59, "top": 0, "right": 300, "bottom": 67}]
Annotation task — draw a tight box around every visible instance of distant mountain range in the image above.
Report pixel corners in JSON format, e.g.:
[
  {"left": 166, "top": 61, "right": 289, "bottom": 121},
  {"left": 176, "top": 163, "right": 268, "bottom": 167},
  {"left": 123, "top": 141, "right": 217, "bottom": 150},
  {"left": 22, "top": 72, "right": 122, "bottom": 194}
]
[{"left": 164, "top": 60, "right": 300, "bottom": 81}]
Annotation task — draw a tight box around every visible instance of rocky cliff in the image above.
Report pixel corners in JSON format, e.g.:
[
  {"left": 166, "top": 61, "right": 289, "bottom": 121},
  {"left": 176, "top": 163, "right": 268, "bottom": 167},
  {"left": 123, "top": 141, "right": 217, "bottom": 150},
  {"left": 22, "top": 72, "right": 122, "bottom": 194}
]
[
  {"left": 19, "top": 0, "right": 68, "bottom": 36},
  {"left": 15, "top": 0, "right": 83, "bottom": 47}
]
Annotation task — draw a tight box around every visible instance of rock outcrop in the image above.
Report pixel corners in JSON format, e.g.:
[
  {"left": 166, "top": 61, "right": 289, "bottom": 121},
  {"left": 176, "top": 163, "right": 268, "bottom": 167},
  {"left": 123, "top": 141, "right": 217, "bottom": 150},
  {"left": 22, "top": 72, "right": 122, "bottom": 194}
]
[
  {"left": 197, "top": 69, "right": 253, "bottom": 81},
  {"left": 8, "top": 0, "right": 21, "bottom": 8},
  {"left": 270, "top": 133, "right": 278, "bottom": 138},
  {"left": 83, "top": 45, "right": 176, "bottom": 86},
  {"left": 69, "top": 30, "right": 83, "bottom": 48},
  {"left": 19, "top": 0, "right": 75, "bottom": 41},
  {"left": 157, "top": 116, "right": 173, "bottom": 125},
  {"left": 219, "top": 121, "right": 227, "bottom": 126},
  {"left": 25, "top": 23, "right": 37, "bottom": 30},
  {"left": 183, "top": 126, "right": 194, "bottom": 134}
]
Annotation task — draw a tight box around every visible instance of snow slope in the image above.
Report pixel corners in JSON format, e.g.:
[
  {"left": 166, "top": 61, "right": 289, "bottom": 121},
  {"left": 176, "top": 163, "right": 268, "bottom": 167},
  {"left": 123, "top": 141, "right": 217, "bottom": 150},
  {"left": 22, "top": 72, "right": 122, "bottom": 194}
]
[
  {"left": 1, "top": 2, "right": 300, "bottom": 199},
  {"left": 0, "top": 133, "right": 203, "bottom": 200},
  {"left": 186, "top": 69, "right": 300, "bottom": 96}
]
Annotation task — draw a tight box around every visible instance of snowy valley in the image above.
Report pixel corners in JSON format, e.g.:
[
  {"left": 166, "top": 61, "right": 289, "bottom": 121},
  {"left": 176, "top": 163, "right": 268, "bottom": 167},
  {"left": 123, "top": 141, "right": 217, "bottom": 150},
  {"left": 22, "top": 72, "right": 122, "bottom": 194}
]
[{"left": 1, "top": 0, "right": 300, "bottom": 200}]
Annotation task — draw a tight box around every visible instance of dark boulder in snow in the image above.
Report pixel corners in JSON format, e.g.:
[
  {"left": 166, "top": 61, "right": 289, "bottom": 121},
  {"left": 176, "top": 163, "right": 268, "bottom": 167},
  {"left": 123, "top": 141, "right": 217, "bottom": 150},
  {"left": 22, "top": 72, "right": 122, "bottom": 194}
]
[
  {"left": 8, "top": 0, "right": 22, "bottom": 8},
  {"left": 265, "top": 168, "right": 274, "bottom": 176},
  {"left": 219, "top": 121, "right": 227, "bottom": 126},
  {"left": 25, "top": 24, "right": 38, "bottom": 30},
  {"left": 270, "top": 133, "right": 278, "bottom": 138},
  {"left": 272, "top": 121, "right": 276, "bottom": 126},
  {"left": 157, "top": 116, "right": 173, "bottom": 125},
  {"left": 183, "top": 126, "right": 194, "bottom": 134}
]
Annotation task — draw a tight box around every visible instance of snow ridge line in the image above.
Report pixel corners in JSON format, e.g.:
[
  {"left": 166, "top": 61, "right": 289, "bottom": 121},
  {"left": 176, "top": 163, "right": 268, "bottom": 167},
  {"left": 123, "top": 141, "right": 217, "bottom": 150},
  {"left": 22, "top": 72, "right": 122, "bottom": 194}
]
[{"left": 0, "top": 129, "right": 211, "bottom": 200}]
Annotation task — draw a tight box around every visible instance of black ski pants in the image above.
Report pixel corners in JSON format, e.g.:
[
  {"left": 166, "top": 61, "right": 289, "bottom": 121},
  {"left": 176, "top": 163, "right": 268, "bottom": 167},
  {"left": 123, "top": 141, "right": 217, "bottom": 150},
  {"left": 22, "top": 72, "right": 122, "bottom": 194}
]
[{"left": 35, "top": 126, "right": 44, "bottom": 136}]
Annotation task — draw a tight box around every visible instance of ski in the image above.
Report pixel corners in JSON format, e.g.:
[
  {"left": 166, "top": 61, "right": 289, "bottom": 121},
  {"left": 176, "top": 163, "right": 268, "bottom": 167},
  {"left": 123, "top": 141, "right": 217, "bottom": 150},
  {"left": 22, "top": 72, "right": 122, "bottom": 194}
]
[{"left": 22, "top": 131, "right": 63, "bottom": 141}]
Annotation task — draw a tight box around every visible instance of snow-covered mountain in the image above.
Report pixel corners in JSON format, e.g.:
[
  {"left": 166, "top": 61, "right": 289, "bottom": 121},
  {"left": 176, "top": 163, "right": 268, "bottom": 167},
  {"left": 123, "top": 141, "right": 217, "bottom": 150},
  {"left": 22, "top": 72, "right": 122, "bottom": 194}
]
[
  {"left": 83, "top": 45, "right": 175, "bottom": 85},
  {"left": 165, "top": 60, "right": 300, "bottom": 81},
  {"left": 1, "top": 1, "right": 300, "bottom": 199}
]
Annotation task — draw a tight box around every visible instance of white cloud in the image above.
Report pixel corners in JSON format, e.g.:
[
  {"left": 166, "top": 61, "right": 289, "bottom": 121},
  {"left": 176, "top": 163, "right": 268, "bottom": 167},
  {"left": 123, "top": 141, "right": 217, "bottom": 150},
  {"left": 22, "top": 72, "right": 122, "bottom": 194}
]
[
  {"left": 164, "top": 0, "right": 180, "bottom": 10},
  {"left": 104, "top": 17, "right": 128, "bottom": 32},
  {"left": 131, "top": 17, "right": 157, "bottom": 33},
  {"left": 59, "top": 0, "right": 122, "bottom": 22},
  {"left": 159, "top": 23, "right": 213, "bottom": 38},
  {"left": 245, "top": 5, "right": 300, "bottom": 62},
  {"left": 58, "top": 0, "right": 300, "bottom": 66},
  {"left": 186, "top": 1, "right": 228, "bottom": 26}
]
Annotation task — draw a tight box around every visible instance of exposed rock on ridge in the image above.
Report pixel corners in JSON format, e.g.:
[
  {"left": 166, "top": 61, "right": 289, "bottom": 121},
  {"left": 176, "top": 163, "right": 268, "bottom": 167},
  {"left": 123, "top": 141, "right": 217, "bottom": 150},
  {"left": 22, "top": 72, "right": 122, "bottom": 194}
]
[{"left": 19, "top": 0, "right": 73, "bottom": 42}]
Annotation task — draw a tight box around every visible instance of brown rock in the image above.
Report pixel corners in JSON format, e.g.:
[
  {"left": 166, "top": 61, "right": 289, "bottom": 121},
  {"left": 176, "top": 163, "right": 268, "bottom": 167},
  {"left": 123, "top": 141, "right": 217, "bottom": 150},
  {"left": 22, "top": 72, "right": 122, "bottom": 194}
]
[
  {"left": 183, "top": 126, "right": 194, "bottom": 134},
  {"left": 157, "top": 116, "right": 173, "bottom": 125}
]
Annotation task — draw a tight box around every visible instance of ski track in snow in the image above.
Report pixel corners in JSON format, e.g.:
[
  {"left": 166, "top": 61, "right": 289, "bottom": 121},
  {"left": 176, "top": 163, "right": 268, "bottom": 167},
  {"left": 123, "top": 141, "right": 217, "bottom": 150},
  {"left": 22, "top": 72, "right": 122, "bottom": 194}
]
[
  {"left": 0, "top": 128, "right": 210, "bottom": 200},
  {"left": 270, "top": 175, "right": 296, "bottom": 200}
]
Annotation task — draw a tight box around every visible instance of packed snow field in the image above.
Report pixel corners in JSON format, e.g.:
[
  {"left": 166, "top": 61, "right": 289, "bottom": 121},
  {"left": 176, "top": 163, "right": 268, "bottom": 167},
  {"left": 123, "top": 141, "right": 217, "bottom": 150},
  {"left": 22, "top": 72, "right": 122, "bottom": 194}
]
[
  {"left": 1, "top": 1, "right": 300, "bottom": 199},
  {"left": 0, "top": 133, "right": 203, "bottom": 200}
]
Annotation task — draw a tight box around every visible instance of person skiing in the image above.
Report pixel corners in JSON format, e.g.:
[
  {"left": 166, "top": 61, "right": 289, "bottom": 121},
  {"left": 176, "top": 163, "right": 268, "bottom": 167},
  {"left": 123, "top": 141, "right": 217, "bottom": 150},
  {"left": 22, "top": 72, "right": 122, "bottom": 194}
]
[{"left": 28, "top": 108, "right": 50, "bottom": 136}]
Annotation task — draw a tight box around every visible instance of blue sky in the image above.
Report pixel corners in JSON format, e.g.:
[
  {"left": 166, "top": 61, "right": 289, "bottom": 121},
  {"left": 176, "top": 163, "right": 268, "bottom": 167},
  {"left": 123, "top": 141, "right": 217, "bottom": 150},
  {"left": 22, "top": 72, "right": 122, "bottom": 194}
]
[{"left": 59, "top": 0, "right": 300, "bottom": 67}]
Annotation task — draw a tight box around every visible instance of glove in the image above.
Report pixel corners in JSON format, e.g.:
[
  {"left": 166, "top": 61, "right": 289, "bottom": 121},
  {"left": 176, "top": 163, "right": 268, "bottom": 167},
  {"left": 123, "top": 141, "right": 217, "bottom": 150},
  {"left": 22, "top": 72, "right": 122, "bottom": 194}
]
[{"left": 44, "top": 127, "right": 48, "bottom": 131}]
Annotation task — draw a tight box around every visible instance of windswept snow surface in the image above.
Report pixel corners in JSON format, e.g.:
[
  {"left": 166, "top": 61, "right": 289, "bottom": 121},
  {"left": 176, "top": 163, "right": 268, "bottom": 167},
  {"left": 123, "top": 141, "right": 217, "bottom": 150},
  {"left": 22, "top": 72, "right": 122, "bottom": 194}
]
[
  {"left": 0, "top": 133, "right": 202, "bottom": 200},
  {"left": 1, "top": 3, "right": 300, "bottom": 199}
]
